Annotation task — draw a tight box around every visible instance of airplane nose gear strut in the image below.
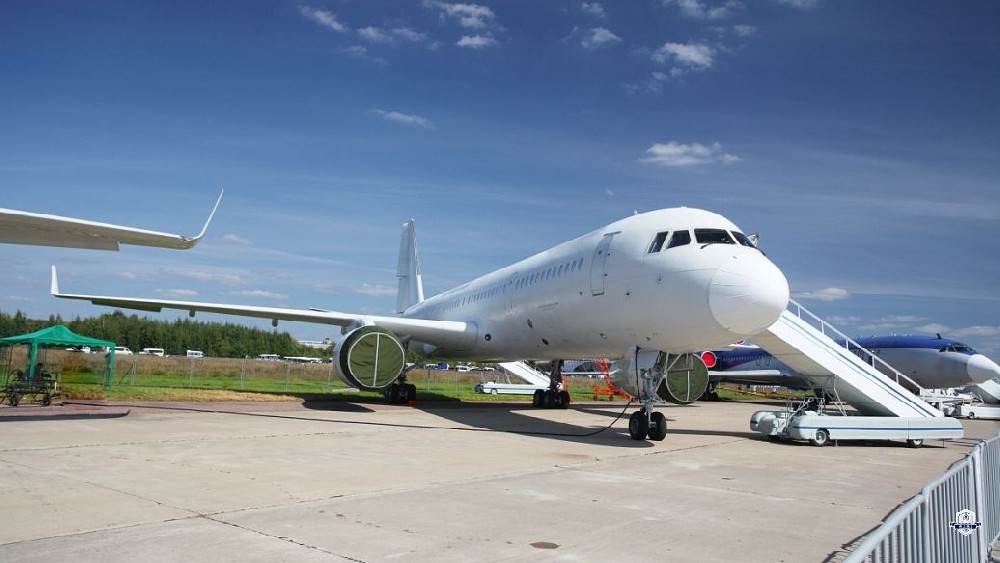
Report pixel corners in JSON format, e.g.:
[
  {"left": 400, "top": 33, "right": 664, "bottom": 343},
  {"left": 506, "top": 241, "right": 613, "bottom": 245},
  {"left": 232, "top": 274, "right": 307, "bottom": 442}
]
[{"left": 626, "top": 348, "right": 695, "bottom": 441}]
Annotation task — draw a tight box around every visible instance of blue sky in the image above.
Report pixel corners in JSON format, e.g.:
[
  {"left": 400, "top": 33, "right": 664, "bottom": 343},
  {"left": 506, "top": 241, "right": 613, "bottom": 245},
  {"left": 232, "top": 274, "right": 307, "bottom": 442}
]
[{"left": 2, "top": 1, "right": 999, "bottom": 356}]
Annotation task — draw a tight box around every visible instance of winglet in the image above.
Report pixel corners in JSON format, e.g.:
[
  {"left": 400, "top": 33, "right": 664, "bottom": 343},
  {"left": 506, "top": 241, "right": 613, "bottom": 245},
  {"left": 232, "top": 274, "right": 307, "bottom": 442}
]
[
  {"left": 50, "top": 265, "right": 60, "bottom": 295},
  {"left": 184, "top": 189, "right": 224, "bottom": 245}
]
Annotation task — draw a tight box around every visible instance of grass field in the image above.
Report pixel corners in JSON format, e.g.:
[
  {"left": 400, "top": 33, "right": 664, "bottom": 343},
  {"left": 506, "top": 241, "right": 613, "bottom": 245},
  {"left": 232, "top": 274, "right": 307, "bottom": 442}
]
[{"left": 4, "top": 348, "right": 801, "bottom": 405}]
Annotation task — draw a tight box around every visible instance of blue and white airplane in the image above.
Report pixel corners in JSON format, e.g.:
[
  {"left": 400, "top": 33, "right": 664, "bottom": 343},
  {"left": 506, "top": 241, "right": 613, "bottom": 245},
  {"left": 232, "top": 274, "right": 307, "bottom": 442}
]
[{"left": 701, "top": 334, "right": 1000, "bottom": 394}]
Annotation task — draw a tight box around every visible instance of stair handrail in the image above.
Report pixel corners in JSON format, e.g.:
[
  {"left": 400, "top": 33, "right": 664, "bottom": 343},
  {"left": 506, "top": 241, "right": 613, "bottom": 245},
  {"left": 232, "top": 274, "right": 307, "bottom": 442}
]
[{"left": 786, "top": 299, "right": 926, "bottom": 393}]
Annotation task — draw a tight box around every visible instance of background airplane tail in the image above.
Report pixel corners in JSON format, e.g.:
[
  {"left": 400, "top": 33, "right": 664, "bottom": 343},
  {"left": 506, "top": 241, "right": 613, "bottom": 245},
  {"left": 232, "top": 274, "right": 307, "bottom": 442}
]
[{"left": 396, "top": 220, "right": 425, "bottom": 313}]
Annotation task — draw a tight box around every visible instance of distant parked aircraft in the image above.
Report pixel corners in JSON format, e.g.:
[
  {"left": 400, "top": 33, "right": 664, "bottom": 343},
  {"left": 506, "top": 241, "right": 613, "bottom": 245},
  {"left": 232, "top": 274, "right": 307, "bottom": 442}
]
[
  {"left": 701, "top": 334, "right": 1000, "bottom": 398},
  {"left": 0, "top": 191, "right": 222, "bottom": 250}
]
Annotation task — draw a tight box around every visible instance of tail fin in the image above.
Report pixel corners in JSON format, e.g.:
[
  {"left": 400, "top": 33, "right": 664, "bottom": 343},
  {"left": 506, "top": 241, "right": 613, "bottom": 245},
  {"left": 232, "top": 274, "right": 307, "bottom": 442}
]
[{"left": 396, "top": 220, "right": 424, "bottom": 313}]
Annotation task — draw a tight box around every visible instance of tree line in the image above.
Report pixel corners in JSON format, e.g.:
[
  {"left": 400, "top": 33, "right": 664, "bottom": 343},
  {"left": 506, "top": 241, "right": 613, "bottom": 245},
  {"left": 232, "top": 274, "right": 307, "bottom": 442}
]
[{"left": 0, "top": 310, "right": 332, "bottom": 359}]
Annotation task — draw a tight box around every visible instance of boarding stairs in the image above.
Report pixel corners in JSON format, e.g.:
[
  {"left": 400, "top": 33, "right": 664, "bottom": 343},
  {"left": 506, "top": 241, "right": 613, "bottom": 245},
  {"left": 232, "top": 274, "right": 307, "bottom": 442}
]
[
  {"left": 752, "top": 300, "right": 941, "bottom": 418},
  {"left": 974, "top": 378, "right": 1000, "bottom": 404},
  {"left": 497, "top": 361, "right": 552, "bottom": 387}
]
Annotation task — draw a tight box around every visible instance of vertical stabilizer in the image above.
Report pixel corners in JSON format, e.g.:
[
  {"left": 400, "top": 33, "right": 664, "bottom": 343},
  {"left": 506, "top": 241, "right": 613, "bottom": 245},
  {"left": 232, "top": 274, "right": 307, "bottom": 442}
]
[{"left": 396, "top": 220, "right": 424, "bottom": 313}]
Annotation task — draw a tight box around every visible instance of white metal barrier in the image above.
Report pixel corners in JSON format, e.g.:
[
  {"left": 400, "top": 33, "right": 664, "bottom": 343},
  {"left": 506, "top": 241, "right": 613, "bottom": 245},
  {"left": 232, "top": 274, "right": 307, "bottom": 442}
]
[{"left": 845, "top": 430, "right": 1000, "bottom": 562}]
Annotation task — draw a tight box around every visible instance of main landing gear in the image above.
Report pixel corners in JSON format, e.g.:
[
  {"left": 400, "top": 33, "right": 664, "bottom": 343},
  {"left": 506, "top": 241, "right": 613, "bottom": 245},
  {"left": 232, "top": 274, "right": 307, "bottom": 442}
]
[
  {"left": 384, "top": 371, "right": 417, "bottom": 405},
  {"left": 531, "top": 360, "right": 570, "bottom": 409}
]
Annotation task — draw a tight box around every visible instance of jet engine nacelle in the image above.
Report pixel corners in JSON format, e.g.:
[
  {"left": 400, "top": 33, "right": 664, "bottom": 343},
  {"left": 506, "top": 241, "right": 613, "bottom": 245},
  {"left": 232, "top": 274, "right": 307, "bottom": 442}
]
[
  {"left": 610, "top": 352, "right": 709, "bottom": 404},
  {"left": 333, "top": 325, "right": 406, "bottom": 391}
]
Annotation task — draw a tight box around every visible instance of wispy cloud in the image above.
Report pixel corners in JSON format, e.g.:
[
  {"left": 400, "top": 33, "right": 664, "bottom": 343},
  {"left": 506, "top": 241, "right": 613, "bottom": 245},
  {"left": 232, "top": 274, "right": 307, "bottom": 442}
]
[
  {"left": 353, "top": 283, "right": 396, "bottom": 297},
  {"left": 662, "top": 0, "right": 741, "bottom": 20},
  {"left": 580, "top": 2, "right": 607, "bottom": 18},
  {"left": 358, "top": 26, "right": 436, "bottom": 48},
  {"left": 373, "top": 109, "right": 436, "bottom": 130},
  {"left": 795, "top": 287, "right": 851, "bottom": 302},
  {"left": 170, "top": 270, "right": 248, "bottom": 285},
  {"left": 221, "top": 233, "right": 253, "bottom": 246},
  {"left": 158, "top": 288, "right": 199, "bottom": 298},
  {"left": 299, "top": 6, "right": 348, "bottom": 33},
  {"left": 342, "top": 45, "right": 388, "bottom": 66},
  {"left": 652, "top": 41, "right": 716, "bottom": 71},
  {"left": 581, "top": 28, "right": 621, "bottom": 50},
  {"left": 642, "top": 141, "right": 741, "bottom": 166},
  {"left": 775, "top": 0, "right": 819, "bottom": 8},
  {"left": 433, "top": 2, "right": 497, "bottom": 29},
  {"left": 229, "top": 289, "right": 290, "bottom": 300},
  {"left": 456, "top": 35, "right": 497, "bottom": 49}
]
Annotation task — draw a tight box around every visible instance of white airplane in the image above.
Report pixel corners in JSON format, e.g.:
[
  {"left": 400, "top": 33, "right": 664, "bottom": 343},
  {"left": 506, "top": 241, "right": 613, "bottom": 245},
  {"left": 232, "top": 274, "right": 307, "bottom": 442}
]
[
  {"left": 50, "top": 207, "right": 790, "bottom": 441},
  {"left": 0, "top": 191, "right": 222, "bottom": 251}
]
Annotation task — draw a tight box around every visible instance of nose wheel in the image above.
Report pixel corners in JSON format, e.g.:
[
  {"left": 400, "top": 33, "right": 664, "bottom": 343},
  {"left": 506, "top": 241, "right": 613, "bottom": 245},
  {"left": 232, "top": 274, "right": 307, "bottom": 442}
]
[{"left": 629, "top": 409, "right": 667, "bottom": 441}]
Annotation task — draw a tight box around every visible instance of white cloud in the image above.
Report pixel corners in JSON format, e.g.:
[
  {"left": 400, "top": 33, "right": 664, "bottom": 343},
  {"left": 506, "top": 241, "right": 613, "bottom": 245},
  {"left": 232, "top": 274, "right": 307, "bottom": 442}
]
[
  {"left": 652, "top": 41, "right": 715, "bottom": 69},
  {"left": 456, "top": 35, "right": 497, "bottom": 49},
  {"left": 580, "top": 2, "right": 607, "bottom": 18},
  {"left": 914, "top": 322, "right": 951, "bottom": 335},
  {"left": 299, "top": 6, "right": 348, "bottom": 33},
  {"left": 642, "top": 141, "right": 741, "bottom": 166},
  {"left": 581, "top": 28, "right": 621, "bottom": 50},
  {"left": 775, "top": 0, "right": 818, "bottom": 8},
  {"left": 229, "top": 289, "right": 290, "bottom": 300},
  {"left": 353, "top": 283, "right": 397, "bottom": 297},
  {"left": 221, "top": 233, "right": 253, "bottom": 246},
  {"left": 391, "top": 27, "right": 432, "bottom": 44},
  {"left": 732, "top": 24, "right": 757, "bottom": 37},
  {"left": 373, "top": 109, "right": 436, "bottom": 130},
  {"left": 171, "top": 270, "right": 248, "bottom": 285},
  {"left": 342, "top": 45, "right": 388, "bottom": 66},
  {"left": 358, "top": 26, "right": 393, "bottom": 44},
  {"left": 434, "top": 2, "right": 496, "bottom": 29},
  {"left": 159, "top": 289, "right": 199, "bottom": 298},
  {"left": 795, "top": 287, "right": 851, "bottom": 302},
  {"left": 662, "top": 0, "right": 741, "bottom": 20}
]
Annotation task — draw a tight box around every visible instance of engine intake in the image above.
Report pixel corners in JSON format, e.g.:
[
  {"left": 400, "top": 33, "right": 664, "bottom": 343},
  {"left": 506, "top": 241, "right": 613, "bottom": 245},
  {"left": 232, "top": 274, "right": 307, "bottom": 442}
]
[
  {"left": 334, "top": 325, "right": 406, "bottom": 391},
  {"left": 657, "top": 355, "right": 709, "bottom": 404}
]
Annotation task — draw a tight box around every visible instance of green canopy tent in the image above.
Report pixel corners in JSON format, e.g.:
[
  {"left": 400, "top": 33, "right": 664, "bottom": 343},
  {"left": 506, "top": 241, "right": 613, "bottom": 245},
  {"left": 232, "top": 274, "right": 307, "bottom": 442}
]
[{"left": 0, "top": 325, "right": 116, "bottom": 390}]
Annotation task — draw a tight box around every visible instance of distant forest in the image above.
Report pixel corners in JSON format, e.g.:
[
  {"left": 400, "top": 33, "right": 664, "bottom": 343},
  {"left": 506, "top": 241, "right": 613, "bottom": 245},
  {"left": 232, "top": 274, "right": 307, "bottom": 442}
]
[{"left": 0, "top": 310, "right": 331, "bottom": 359}]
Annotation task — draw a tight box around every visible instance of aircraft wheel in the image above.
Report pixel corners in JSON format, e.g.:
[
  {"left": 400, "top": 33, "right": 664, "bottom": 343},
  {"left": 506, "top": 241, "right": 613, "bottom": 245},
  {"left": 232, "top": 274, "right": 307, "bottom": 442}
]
[
  {"left": 810, "top": 429, "right": 829, "bottom": 447},
  {"left": 406, "top": 383, "right": 417, "bottom": 403},
  {"left": 557, "top": 390, "right": 570, "bottom": 409},
  {"left": 532, "top": 389, "right": 544, "bottom": 407},
  {"left": 649, "top": 411, "right": 668, "bottom": 441},
  {"left": 543, "top": 390, "right": 555, "bottom": 408},
  {"left": 628, "top": 411, "right": 648, "bottom": 441},
  {"left": 906, "top": 438, "right": 924, "bottom": 448}
]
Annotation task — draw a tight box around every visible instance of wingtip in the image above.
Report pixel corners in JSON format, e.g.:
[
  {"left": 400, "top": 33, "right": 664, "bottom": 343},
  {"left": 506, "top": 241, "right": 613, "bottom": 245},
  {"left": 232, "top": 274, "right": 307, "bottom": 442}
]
[{"left": 50, "top": 265, "right": 59, "bottom": 295}]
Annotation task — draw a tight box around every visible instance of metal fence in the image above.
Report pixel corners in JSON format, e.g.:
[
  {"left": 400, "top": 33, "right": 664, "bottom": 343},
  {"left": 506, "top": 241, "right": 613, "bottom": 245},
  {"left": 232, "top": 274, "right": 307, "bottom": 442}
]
[{"left": 845, "top": 430, "right": 1000, "bottom": 562}]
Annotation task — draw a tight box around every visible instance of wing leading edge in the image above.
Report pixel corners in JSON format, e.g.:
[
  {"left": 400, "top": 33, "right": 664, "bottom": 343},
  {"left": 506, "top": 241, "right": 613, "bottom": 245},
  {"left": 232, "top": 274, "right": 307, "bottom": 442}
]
[
  {"left": 49, "top": 267, "right": 476, "bottom": 350},
  {"left": 0, "top": 191, "right": 224, "bottom": 251}
]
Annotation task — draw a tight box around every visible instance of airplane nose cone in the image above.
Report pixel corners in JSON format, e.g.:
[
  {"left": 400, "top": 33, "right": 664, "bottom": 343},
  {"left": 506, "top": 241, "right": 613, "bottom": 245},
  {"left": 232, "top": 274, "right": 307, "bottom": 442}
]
[
  {"left": 709, "top": 255, "right": 789, "bottom": 335},
  {"left": 967, "top": 354, "right": 1000, "bottom": 384}
]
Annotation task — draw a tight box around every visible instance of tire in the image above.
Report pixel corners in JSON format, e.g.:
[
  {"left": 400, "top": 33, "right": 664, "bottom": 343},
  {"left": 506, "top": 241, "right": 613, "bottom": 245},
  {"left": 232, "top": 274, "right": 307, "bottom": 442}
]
[
  {"left": 557, "top": 390, "right": 570, "bottom": 409},
  {"left": 907, "top": 439, "right": 924, "bottom": 448},
  {"left": 649, "top": 412, "right": 668, "bottom": 441},
  {"left": 810, "top": 428, "right": 829, "bottom": 447},
  {"left": 406, "top": 384, "right": 417, "bottom": 403},
  {"left": 9, "top": 390, "right": 20, "bottom": 407},
  {"left": 543, "top": 390, "right": 555, "bottom": 408},
  {"left": 532, "top": 389, "right": 544, "bottom": 407},
  {"left": 491, "top": 389, "right": 498, "bottom": 395},
  {"left": 628, "top": 411, "right": 648, "bottom": 441},
  {"left": 967, "top": 412, "right": 976, "bottom": 419}
]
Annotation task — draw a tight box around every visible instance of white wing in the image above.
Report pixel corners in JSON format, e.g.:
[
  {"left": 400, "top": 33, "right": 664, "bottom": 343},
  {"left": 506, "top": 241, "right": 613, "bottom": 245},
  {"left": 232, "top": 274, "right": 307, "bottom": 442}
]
[
  {"left": 50, "top": 267, "right": 476, "bottom": 350},
  {"left": 0, "top": 191, "right": 223, "bottom": 251}
]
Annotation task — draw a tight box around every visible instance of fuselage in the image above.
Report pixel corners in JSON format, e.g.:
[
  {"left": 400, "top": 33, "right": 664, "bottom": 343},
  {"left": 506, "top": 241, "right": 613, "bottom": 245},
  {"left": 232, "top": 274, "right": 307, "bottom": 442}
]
[
  {"left": 708, "top": 335, "right": 1000, "bottom": 389},
  {"left": 403, "top": 208, "right": 789, "bottom": 361}
]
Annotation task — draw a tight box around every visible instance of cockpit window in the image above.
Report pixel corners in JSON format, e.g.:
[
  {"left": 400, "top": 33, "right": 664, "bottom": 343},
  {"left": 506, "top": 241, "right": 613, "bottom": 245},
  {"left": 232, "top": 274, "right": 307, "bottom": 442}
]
[
  {"left": 939, "top": 344, "right": 977, "bottom": 355},
  {"left": 694, "top": 228, "right": 735, "bottom": 246},
  {"left": 666, "top": 230, "right": 691, "bottom": 249},
  {"left": 648, "top": 231, "right": 669, "bottom": 253},
  {"left": 732, "top": 231, "right": 755, "bottom": 248}
]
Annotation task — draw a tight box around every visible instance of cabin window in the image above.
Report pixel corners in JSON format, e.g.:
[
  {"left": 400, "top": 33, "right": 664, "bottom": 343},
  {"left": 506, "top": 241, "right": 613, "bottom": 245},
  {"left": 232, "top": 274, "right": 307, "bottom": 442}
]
[
  {"left": 666, "top": 230, "right": 691, "bottom": 249},
  {"left": 694, "top": 228, "right": 735, "bottom": 245},
  {"left": 732, "top": 231, "right": 755, "bottom": 247},
  {"left": 648, "top": 231, "right": 669, "bottom": 253}
]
